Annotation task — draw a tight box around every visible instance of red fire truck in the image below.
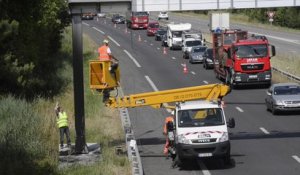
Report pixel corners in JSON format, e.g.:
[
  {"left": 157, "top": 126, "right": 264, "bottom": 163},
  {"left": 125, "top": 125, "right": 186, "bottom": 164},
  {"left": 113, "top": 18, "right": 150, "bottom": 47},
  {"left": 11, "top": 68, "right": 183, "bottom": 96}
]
[
  {"left": 212, "top": 29, "right": 276, "bottom": 87},
  {"left": 126, "top": 11, "right": 149, "bottom": 29}
]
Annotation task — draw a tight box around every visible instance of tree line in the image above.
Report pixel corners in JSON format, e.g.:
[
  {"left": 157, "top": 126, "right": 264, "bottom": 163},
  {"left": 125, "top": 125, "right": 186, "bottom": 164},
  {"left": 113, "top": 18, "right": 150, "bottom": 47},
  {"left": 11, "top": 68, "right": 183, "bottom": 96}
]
[{"left": 0, "top": 0, "right": 70, "bottom": 100}]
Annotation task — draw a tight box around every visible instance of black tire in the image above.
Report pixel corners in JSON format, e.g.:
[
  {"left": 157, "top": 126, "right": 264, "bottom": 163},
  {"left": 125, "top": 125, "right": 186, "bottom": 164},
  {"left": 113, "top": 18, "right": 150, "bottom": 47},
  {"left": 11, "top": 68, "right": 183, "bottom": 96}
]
[{"left": 271, "top": 103, "right": 277, "bottom": 115}]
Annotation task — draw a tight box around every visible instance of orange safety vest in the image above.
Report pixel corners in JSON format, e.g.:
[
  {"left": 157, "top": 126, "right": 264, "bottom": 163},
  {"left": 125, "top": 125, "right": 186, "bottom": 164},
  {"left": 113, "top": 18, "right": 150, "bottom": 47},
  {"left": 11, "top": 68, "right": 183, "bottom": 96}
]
[
  {"left": 98, "top": 45, "right": 111, "bottom": 61},
  {"left": 163, "top": 116, "right": 174, "bottom": 135}
]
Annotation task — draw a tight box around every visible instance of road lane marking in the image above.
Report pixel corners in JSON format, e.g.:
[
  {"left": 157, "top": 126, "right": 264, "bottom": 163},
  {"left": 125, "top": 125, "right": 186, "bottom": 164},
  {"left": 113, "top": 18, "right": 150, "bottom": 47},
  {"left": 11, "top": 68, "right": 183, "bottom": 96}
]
[
  {"left": 82, "top": 22, "right": 90, "bottom": 26},
  {"left": 157, "top": 47, "right": 160, "bottom": 50},
  {"left": 145, "top": 75, "right": 159, "bottom": 92},
  {"left": 236, "top": 106, "right": 244, "bottom": 112},
  {"left": 107, "top": 36, "right": 120, "bottom": 47},
  {"left": 260, "top": 127, "right": 270, "bottom": 134},
  {"left": 92, "top": 27, "right": 105, "bottom": 34},
  {"left": 197, "top": 160, "right": 211, "bottom": 175},
  {"left": 191, "top": 71, "right": 196, "bottom": 75},
  {"left": 203, "top": 81, "right": 208, "bottom": 84},
  {"left": 292, "top": 155, "right": 300, "bottom": 164},
  {"left": 145, "top": 76, "right": 173, "bottom": 113},
  {"left": 172, "top": 57, "right": 176, "bottom": 60},
  {"left": 123, "top": 50, "right": 141, "bottom": 68},
  {"left": 150, "top": 43, "right": 153, "bottom": 46}
]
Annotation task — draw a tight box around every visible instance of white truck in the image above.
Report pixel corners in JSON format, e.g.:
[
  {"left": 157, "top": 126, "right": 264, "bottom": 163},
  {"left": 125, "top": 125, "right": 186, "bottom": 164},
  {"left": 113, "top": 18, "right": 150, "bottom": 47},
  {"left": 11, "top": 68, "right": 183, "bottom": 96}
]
[
  {"left": 167, "top": 23, "right": 192, "bottom": 50},
  {"left": 182, "top": 31, "right": 204, "bottom": 43},
  {"left": 89, "top": 61, "right": 235, "bottom": 167},
  {"left": 209, "top": 12, "right": 230, "bottom": 31},
  {"left": 182, "top": 38, "right": 202, "bottom": 59}
]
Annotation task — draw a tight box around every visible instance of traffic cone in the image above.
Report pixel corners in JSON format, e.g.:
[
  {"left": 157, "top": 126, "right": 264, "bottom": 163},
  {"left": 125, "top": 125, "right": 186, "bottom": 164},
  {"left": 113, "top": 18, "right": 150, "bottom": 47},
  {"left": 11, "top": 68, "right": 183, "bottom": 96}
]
[
  {"left": 183, "top": 63, "right": 188, "bottom": 74},
  {"left": 163, "top": 47, "right": 167, "bottom": 55},
  {"left": 138, "top": 34, "right": 141, "bottom": 42}
]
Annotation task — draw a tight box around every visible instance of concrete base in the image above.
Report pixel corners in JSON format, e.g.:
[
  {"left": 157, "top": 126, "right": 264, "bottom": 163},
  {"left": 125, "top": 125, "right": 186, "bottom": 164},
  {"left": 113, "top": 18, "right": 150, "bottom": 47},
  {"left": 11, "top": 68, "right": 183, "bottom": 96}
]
[{"left": 58, "top": 143, "right": 101, "bottom": 169}]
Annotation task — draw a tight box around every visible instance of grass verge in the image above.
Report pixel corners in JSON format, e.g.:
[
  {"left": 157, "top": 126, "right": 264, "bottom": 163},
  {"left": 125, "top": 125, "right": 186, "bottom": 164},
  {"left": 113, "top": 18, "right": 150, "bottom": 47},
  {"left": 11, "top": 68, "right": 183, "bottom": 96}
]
[{"left": 0, "top": 26, "right": 131, "bottom": 175}]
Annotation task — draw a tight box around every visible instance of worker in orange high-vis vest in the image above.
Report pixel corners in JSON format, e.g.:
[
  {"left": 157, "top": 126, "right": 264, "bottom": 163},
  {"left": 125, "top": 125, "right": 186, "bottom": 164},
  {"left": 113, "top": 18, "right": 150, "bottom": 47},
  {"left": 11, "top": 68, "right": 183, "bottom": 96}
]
[
  {"left": 98, "top": 39, "right": 116, "bottom": 61},
  {"left": 163, "top": 115, "right": 174, "bottom": 155}
]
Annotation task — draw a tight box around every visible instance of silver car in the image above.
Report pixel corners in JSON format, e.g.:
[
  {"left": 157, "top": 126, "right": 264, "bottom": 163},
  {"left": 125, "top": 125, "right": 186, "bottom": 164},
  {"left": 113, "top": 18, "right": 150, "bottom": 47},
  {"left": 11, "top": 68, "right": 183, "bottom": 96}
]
[
  {"left": 188, "top": 46, "right": 207, "bottom": 64},
  {"left": 265, "top": 83, "right": 300, "bottom": 115}
]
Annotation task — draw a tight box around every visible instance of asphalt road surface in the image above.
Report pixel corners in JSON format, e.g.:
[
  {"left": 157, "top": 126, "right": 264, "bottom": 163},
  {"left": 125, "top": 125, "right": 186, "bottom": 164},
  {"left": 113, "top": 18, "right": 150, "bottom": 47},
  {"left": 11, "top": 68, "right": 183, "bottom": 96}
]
[{"left": 82, "top": 14, "right": 300, "bottom": 175}]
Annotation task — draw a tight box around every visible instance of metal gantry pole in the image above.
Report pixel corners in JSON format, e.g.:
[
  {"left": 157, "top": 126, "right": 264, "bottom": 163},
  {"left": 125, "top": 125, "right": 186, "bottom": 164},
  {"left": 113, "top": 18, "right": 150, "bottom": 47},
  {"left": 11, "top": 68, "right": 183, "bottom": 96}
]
[{"left": 71, "top": 14, "right": 87, "bottom": 154}]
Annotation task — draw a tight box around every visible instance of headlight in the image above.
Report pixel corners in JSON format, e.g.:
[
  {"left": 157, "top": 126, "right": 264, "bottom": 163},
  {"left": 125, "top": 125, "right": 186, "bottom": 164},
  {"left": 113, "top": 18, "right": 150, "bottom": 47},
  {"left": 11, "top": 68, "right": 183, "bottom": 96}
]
[
  {"left": 178, "top": 135, "right": 190, "bottom": 144},
  {"left": 274, "top": 100, "right": 283, "bottom": 105},
  {"left": 206, "top": 58, "right": 212, "bottom": 62},
  {"left": 219, "top": 132, "right": 228, "bottom": 142}
]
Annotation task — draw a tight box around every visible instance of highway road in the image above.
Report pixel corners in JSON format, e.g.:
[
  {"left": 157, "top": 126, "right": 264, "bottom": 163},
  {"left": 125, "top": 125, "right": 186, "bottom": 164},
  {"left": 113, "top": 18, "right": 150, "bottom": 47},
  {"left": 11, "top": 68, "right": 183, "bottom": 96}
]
[
  {"left": 164, "top": 12, "right": 300, "bottom": 56},
  {"left": 82, "top": 14, "right": 300, "bottom": 175}
]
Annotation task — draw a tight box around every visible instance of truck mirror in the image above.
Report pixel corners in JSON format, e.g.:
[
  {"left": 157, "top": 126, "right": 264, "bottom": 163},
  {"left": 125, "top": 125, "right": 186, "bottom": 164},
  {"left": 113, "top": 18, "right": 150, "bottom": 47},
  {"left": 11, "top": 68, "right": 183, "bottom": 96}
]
[
  {"left": 271, "top": 45, "right": 276, "bottom": 57},
  {"left": 203, "top": 38, "right": 206, "bottom": 43},
  {"left": 227, "top": 118, "right": 235, "bottom": 128},
  {"left": 266, "top": 90, "right": 272, "bottom": 96}
]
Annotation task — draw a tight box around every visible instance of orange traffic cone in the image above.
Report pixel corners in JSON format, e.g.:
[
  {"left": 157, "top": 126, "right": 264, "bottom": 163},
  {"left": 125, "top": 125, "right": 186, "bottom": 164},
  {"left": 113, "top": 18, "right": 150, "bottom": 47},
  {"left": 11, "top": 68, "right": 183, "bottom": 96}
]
[
  {"left": 138, "top": 34, "right": 141, "bottom": 42},
  {"left": 183, "top": 63, "right": 188, "bottom": 74},
  {"left": 163, "top": 47, "right": 167, "bottom": 55}
]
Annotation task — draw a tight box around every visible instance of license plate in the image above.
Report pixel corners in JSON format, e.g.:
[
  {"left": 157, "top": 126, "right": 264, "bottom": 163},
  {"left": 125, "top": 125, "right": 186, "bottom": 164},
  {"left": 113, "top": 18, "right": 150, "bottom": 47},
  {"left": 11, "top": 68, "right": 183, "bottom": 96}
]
[
  {"left": 198, "top": 153, "right": 212, "bottom": 157},
  {"left": 249, "top": 75, "right": 257, "bottom": 79}
]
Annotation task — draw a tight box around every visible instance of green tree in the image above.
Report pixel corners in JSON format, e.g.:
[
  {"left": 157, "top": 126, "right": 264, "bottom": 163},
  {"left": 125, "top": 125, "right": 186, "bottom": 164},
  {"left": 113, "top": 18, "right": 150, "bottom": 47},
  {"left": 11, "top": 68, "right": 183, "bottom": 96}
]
[{"left": 0, "top": 0, "right": 70, "bottom": 100}]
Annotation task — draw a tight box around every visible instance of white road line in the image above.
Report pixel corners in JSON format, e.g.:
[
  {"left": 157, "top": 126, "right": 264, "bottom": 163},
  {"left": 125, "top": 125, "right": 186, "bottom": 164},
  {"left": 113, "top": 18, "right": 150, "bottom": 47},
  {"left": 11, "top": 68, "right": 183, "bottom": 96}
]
[
  {"left": 82, "top": 22, "right": 90, "bottom": 26},
  {"left": 260, "top": 127, "right": 270, "bottom": 135},
  {"left": 145, "top": 76, "right": 159, "bottom": 92},
  {"left": 292, "top": 155, "right": 300, "bottom": 164},
  {"left": 198, "top": 160, "right": 211, "bottom": 175},
  {"left": 157, "top": 47, "right": 160, "bottom": 50},
  {"left": 150, "top": 43, "right": 153, "bottom": 46},
  {"left": 92, "top": 27, "right": 105, "bottom": 34},
  {"left": 203, "top": 80, "right": 208, "bottom": 84},
  {"left": 191, "top": 71, "right": 196, "bottom": 75},
  {"left": 172, "top": 57, "right": 176, "bottom": 60},
  {"left": 123, "top": 50, "right": 141, "bottom": 68},
  {"left": 145, "top": 76, "right": 173, "bottom": 113},
  {"left": 236, "top": 106, "right": 244, "bottom": 112},
  {"left": 181, "top": 63, "right": 184, "bottom": 67},
  {"left": 250, "top": 32, "right": 300, "bottom": 45},
  {"left": 107, "top": 36, "right": 120, "bottom": 47}
]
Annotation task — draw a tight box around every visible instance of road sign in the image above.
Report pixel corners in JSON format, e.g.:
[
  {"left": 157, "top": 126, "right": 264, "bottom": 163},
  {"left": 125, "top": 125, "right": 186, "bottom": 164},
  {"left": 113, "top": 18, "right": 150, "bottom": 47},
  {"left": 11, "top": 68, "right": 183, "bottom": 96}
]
[
  {"left": 267, "top": 11, "right": 275, "bottom": 18},
  {"left": 269, "top": 18, "right": 274, "bottom": 22}
]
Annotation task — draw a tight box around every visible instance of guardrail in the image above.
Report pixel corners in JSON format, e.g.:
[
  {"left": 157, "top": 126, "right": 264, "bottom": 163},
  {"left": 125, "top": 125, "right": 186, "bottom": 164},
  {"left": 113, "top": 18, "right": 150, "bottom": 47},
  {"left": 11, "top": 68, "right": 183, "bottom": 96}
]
[
  {"left": 119, "top": 107, "right": 143, "bottom": 175},
  {"left": 272, "top": 67, "right": 300, "bottom": 83}
]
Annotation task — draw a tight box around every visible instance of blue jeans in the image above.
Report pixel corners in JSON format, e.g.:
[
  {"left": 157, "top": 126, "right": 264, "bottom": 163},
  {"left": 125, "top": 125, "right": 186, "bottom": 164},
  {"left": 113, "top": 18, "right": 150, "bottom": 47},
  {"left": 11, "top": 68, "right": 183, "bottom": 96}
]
[{"left": 59, "top": 126, "right": 71, "bottom": 146}]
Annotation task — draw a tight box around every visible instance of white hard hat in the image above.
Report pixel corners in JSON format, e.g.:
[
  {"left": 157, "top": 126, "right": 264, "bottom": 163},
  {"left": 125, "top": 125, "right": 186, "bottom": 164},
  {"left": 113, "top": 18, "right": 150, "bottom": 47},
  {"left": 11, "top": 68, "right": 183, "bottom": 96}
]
[{"left": 103, "top": 39, "right": 109, "bottom": 44}]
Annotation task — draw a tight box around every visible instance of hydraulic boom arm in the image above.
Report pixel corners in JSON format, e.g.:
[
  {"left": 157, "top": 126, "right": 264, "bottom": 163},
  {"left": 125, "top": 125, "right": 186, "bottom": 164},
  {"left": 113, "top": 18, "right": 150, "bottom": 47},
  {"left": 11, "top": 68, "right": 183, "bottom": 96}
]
[{"left": 89, "top": 60, "right": 230, "bottom": 108}]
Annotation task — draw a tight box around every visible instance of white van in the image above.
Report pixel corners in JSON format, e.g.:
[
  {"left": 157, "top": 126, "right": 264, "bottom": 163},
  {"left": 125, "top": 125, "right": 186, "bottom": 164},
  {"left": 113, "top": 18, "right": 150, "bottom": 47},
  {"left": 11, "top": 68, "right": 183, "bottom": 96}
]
[{"left": 167, "top": 23, "right": 191, "bottom": 50}]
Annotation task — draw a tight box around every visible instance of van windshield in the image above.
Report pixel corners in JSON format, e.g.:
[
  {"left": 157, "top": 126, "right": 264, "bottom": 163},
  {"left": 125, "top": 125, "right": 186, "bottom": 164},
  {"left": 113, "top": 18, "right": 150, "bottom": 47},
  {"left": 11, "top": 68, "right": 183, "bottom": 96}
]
[
  {"left": 172, "top": 31, "right": 182, "bottom": 38},
  {"left": 132, "top": 12, "right": 148, "bottom": 16},
  {"left": 186, "top": 40, "right": 202, "bottom": 47},
  {"left": 178, "top": 108, "right": 224, "bottom": 127}
]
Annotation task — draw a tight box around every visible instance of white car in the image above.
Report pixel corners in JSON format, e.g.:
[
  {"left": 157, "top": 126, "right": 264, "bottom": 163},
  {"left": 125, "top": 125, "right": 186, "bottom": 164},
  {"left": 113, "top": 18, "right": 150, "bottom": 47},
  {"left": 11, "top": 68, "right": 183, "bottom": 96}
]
[
  {"left": 97, "top": 13, "right": 106, "bottom": 18},
  {"left": 158, "top": 11, "right": 168, "bottom": 20}
]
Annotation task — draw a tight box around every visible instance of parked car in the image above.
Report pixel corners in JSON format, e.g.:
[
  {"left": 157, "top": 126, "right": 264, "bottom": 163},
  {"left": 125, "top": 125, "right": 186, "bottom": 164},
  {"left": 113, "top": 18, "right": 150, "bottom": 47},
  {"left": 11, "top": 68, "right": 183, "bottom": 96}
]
[
  {"left": 155, "top": 28, "right": 167, "bottom": 41},
  {"left": 265, "top": 83, "right": 300, "bottom": 115},
  {"left": 112, "top": 15, "right": 125, "bottom": 24},
  {"left": 97, "top": 12, "right": 106, "bottom": 18},
  {"left": 82, "top": 13, "right": 94, "bottom": 20},
  {"left": 111, "top": 14, "right": 120, "bottom": 22},
  {"left": 161, "top": 34, "right": 168, "bottom": 47},
  {"left": 158, "top": 11, "right": 169, "bottom": 20},
  {"left": 203, "top": 48, "right": 214, "bottom": 69},
  {"left": 147, "top": 21, "right": 159, "bottom": 36},
  {"left": 188, "top": 46, "right": 207, "bottom": 63}
]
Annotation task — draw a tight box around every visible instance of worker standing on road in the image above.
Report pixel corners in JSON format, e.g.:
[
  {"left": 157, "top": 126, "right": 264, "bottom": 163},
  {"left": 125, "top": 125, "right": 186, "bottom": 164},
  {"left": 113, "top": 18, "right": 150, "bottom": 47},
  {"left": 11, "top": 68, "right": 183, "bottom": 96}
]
[
  {"left": 55, "top": 104, "right": 71, "bottom": 149},
  {"left": 163, "top": 115, "right": 175, "bottom": 155}
]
